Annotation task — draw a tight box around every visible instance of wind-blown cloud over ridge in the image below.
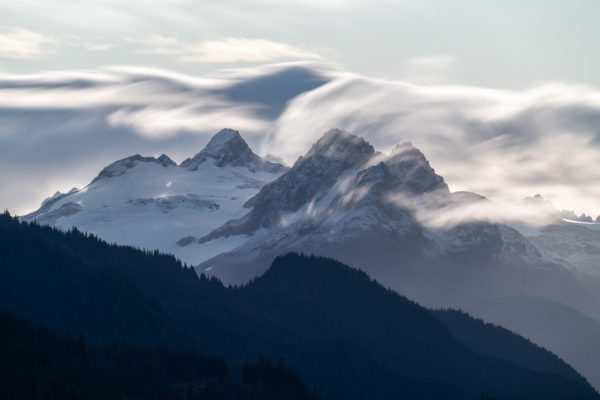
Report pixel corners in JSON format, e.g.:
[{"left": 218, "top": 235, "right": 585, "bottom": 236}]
[
  {"left": 0, "top": 63, "right": 331, "bottom": 215},
  {"left": 265, "top": 74, "right": 600, "bottom": 215},
  {"left": 1, "top": 63, "right": 600, "bottom": 218}
]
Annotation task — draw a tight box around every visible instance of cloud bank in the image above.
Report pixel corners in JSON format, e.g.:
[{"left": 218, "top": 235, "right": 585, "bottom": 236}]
[
  {"left": 1, "top": 63, "right": 600, "bottom": 218},
  {"left": 264, "top": 74, "right": 600, "bottom": 215}
]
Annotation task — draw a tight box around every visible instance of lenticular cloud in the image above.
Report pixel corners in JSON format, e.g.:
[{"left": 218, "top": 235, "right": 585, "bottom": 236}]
[
  {"left": 265, "top": 74, "right": 600, "bottom": 214},
  {"left": 1, "top": 63, "right": 600, "bottom": 216}
]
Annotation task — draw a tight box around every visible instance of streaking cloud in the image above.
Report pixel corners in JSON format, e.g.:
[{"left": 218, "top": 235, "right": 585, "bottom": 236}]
[
  {"left": 0, "top": 63, "right": 330, "bottom": 215},
  {"left": 1, "top": 63, "right": 600, "bottom": 219},
  {"left": 264, "top": 73, "right": 600, "bottom": 215}
]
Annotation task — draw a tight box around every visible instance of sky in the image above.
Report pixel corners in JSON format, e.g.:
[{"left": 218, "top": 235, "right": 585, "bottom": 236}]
[
  {"left": 1, "top": 0, "right": 600, "bottom": 217},
  {"left": 1, "top": 0, "right": 600, "bottom": 87}
]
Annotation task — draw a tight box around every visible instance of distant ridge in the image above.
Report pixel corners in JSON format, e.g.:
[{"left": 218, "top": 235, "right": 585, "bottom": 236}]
[{"left": 0, "top": 213, "right": 597, "bottom": 400}]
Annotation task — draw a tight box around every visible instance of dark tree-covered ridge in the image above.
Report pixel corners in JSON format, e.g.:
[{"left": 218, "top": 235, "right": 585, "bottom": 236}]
[
  {"left": 0, "top": 212, "right": 597, "bottom": 400},
  {"left": 0, "top": 309, "right": 320, "bottom": 400}
]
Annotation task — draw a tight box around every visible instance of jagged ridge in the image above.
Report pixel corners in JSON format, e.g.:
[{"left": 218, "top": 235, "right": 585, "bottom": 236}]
[
  {"left": 180, "top": 128, "right": 286, "bottom": 173},
  {"left": 91, "top": 154, "right": 176, "bottom": 184}
]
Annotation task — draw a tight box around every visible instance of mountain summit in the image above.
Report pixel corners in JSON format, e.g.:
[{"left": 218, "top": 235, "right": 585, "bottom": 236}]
[
  {"left": 383, "top": 142, "right": 449, "bottom": 194},
  {"left": 194, "top": 130, "right": 600, "bottom": 391},
  {"left": 21, "top": 127, "right": 600, "bottom": 392},
  {"left": 92, "top": 154, "right": 176, "bottom": 184},
  {"left": 300, "top": 128, "right": 375, "bottom": 164},
  {"left": 22, "top": 129, "right": 287, "bottom": 265},
  {"left": 180, "top": 128, "right": 286, "bottom": 173},
  {"left": 198, "top": 130, "right": 448, "bottom": 243}
]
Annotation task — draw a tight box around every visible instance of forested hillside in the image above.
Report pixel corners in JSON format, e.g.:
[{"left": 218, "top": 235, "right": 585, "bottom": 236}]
[{"left": 0, "top": 212, "right": 596, "bottom": 400}]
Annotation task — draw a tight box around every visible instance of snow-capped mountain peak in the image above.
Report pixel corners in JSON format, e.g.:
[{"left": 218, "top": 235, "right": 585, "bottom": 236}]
[
  {"left": 196, "top": 130, "right": 378, "bottom": 242},
  {"left": 180, "top": 128, "right": 286, "bottom": 173},
  {"left": 92, "top": 154, "right": 176, "bottom": 184},
  {"left": 22, "top": 128, "right": 288, "bottom": 265},
  {"left": 198, "top": 131, "right": 450, "bottom": 246}
]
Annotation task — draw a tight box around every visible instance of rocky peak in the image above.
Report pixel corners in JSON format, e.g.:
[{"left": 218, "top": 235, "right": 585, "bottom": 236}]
[
  {"left": 381, "top": 142, "right": 449, "bottom": 195},
  {"left": 200, "top": 128, "right": 249, "bottom": 158},
  {"left": 198, "top": 130, "right": 377, "bottom": 241},
  {"left": 245, "top": 130, "right": 375, "bottom": 210},
  {"left": 156, "top": 154, "right": 176, "bottom": 167},
  {"left": 180, "top": 128, "right": 285, "bottom": 173},
  {"left": 197, "top": 132, "right": 447, "bottom": 242},
  {"left": 523, "top": 193, "right": 552, "bottom": 206},
  {"left": 355, "top": 162, "right": 390, "bottom": 185},
  {"left": 297, "top": 129, "right": 375, "bottom": 168}
]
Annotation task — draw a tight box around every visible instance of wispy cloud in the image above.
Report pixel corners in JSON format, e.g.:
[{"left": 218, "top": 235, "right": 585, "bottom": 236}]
[
  {"left": 0, "top": 27, "right": 56, "bottom": 59},
  {"left": 1, "top": 63, "right": 600, "bottom": 218},
  {"left": 0, "top": 64, "right": 329, "bottom": 214},
  {"left": 265, "top": 73, "right": 600, "bottom": 216},
  {"left": 138, "top": 36, "right": 321, "bottom": 63}
]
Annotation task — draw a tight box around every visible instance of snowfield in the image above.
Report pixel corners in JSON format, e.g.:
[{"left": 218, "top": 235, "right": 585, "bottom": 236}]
[{"left": 23, "top": 129, "right": 286, "bottom": 265}]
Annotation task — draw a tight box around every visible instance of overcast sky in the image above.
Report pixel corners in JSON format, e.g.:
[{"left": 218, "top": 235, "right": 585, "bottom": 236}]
[
  {"left": 1, "top": 1, "right": 600, "bottom": 218},
  {"left": 1, "top": 0, "right": 599, "bottom": 87}
]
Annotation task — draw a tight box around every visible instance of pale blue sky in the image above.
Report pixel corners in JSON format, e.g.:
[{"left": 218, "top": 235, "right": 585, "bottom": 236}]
[{"left": 1, "top": 0, "right": 599, "bottom": 88}]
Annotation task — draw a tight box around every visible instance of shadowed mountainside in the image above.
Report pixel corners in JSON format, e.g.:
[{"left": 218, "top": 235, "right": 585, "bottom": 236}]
[{"left": 0, "top": 213, "right": 597, "bottom": 400}]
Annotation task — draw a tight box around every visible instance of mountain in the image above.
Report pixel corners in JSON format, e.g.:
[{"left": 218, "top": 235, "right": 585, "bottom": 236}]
[
  {"left": 528, "top": 222, "right": 600, "bottom": 301},
  {"left": 22, "top": 128, "right": 287, "bottom": 266},
  {"left": 20, "top": 127, "right": 600, "bottom": 392},
  {"left": 195, "top": 130, "right": 600, "bottom": 390},
  {"left": 197, "top": 130, "right": 594, "bottom": 313},
  {"left": 198, "top": 129, "right": 378, "bottom": 241},
  {"left": 511, "top": 194, "right": 600, "bottom": 303},
  {"left": 1, "top": 214, "right": 597, "bottom": 399},
  {"left": 180, "top": 128, "right": 285, "bottom": 173},
  {"left": 512, "top": 214, "right": 600, "bottom": 390},
  {"left": 464, "top": 294, "right": 600, "bottom": 395},
  {"left": 432, "top": 308, "right": 590, "bottom": 385}
]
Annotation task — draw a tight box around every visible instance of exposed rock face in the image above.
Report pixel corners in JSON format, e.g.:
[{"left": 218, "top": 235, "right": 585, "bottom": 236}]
[
  {"left": 196, "top": 129, "right": 597, "bottom": 328},
  {"left": 193, "top": 130, "right": 600, "bottom": 391},
  {"left": 198, "top": 129, "right": 378, "bottom": 242},
  {"left": 180, "top": 128, "right": 286, "bottom": 174}
]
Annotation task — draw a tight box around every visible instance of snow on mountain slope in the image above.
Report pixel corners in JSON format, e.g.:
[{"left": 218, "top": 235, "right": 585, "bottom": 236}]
[
  {"left": 193, "top": 129, "right": 600, "bottom": 391},
  {"left": 508, "top": 195, "right": 600, "bottom": 302},
  {"left": 528, "top": 222, "right": 600, "bottom": 278},
  {"left": 197, "top": 130, "right": 592, "bottom": 316},
  {"left": 197, "top": 129, "right": 378, "bottom": 242},
  {"left": 22, "top": 129, "right": 286, "bottom": 265},
  {"left": 20, "top": 125, "right": 600, "bottom": 390},
  {"left": 526, "top": 222, "right": 600, "bottom": 311}
]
